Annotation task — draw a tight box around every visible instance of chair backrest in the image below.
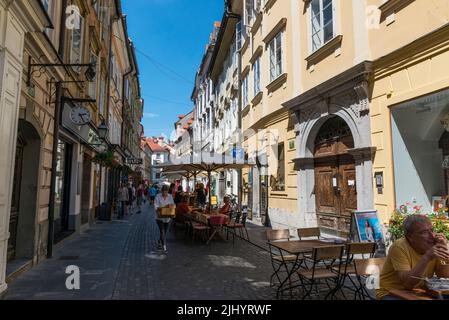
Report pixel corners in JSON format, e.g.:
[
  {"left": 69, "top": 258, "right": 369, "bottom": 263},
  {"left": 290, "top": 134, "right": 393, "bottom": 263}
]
[
  {"left": 354, "top": 258, "right": 386, "bottom": 276},
  {"left": 312, "top": 245, "right": 345, "bottom": 261},
  {"left": 297, "top": 227, "right": 321, "bottom": 240},
  {"left": 346, "top": 242, "right": 376, "bottom": 257},
  {"left": 209, "top": 215, "right": 225, "bottom": 226},
  {"left": 198, "top": 214, "right": 209, "bottom": 225},
  {"left": 266, "top": 229, "right": 290, "bottom": 242},
  {"left": 241, "top": 212, "right": 248, "bottom": 226}
]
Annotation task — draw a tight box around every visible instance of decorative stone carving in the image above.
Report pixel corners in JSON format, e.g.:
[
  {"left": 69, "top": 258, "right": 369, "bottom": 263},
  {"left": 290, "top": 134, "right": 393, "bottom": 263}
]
[{"left": 354, "top": 80, "right": 370, "bottom": 114}]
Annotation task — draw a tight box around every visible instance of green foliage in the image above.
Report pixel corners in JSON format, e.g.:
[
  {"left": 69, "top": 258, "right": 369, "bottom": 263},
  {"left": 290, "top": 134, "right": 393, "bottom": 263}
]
[
  {"left": 92, "top": 151, "right": 115, "bottom": 167},
  {"left": 433, "top": 219, "right": 449, "bottom": 240},
  {"left": 388, "top": 205, "right": 449, "bottom": 241},
  {"left": 389, "top": 210, "right": 407, "bottom": 241}
]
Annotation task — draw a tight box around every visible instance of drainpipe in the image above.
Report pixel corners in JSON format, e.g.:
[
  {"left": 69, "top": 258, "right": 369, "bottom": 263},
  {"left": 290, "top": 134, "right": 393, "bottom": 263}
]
[
  {"left": 104, "top": 9, "right": 121, "bottom": 206},
  {"left": 47, "top": 0, "right": 68, "bottom": 258},
  {"left": 47, "top": 81, "right": 63, "bottom": 259},
  {"left": 224, "top": 6, "right": 243, "bottom": 211}
]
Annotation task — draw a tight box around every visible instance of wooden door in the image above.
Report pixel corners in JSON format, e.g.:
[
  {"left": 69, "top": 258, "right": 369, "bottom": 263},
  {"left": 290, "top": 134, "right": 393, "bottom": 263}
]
[
  {"left": 315, "top": 161, "right": 339, "bottom": 215},
  {"left": 8, "top": 134, "right": 25, "bottom": 261},
  {"left": 338, "top": 159, "right": 357, "bottom": 216},
  {"left": 314, "top": 117, "right": 356, "bottom": 234}
]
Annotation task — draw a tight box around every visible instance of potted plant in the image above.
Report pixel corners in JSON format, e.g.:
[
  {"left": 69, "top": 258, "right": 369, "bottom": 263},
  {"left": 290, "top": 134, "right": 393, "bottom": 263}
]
[{"left": 388, "top": 203, "right": 449, "bottom": 241}]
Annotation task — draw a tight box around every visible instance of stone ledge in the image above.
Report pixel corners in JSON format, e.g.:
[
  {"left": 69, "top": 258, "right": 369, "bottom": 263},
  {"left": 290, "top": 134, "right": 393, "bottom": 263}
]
[
  {"left": 266, "top": 72, "right": 287, "bottom": 93},
  {"left": 305, "top": 35, "right": 343, "bottom": 66}
]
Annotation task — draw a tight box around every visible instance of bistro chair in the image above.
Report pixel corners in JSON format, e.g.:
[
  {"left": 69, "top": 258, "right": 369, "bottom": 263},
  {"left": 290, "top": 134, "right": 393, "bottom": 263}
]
[
  {"left": 297, "top": 227, "right": 321, "bottom": 240},
  {"left": 335, "top": 242, "right": 376, "bottom": 299},
  {"left": 185, "top": 214, "right": 210, "bottom": 243},
  {"left": 266, "top": 230, "right": 300, "bottom": 291},
  {"left": 297, "top": 245, "right": 345, "bottom": 300},
  {"left": 225, "top": 211, "right": 249, "bottom": 246},
  {"left": 353, "top": 258, "right": 386, "bottom": 300}
]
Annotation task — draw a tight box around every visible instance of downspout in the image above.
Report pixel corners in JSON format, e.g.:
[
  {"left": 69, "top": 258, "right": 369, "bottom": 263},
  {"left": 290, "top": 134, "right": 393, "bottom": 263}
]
[
  {"left": 47, "top": 82, "right": 63, "bottom": 259},
  {"left": 48, "top": 0, "right": 68, "bottom": 258},
  {"left": 224, "top": 6, "right": 242, "bottom": 211},
  {"left": 104, "top": 9, "right": 120, "bottom": 204}
]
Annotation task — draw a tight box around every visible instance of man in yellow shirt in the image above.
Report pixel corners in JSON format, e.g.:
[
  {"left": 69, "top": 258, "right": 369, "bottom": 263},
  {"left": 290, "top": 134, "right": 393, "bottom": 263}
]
[{"left": 377, "top": 215, "right": 449, "bottom": 300}]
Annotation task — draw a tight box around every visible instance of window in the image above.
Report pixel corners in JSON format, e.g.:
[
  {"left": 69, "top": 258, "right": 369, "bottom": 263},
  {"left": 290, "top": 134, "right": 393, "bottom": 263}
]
[
  {"left": 245, "top": 0, "right": 254, "bottom": 26},
  {"left": 253, "top": 56, "right": 261, "bottom": 96},
  {"left": 99, "top": 77, "right": 105, "bottom": 115},
  {"left": 269, "top": 32, "right": 283, "bottom": 81},
  {"left": 101, "top": 5, "right": 110, "bottom": 41},
  {"left": 41, "top": 0, "right": 51, "bottom": 12},
  {"left": 273, "top": 143, "right": 285, "bottom": 192},
  {"left": 88, "top": 50, "right": 98, "bottom": 99},
  {"left": 236, "top": 21, "right": 242, "bottom": 50},
  {"left": 92, "top": 0, "right": 100, "bottom": 15},
  {"left": 70, "top": 15, "right": 84, "bottom": 68},
  {"left": 310, "top": 0, "right": 335, "bottom": 52},
  {"left": 242, "top": 74, "right": 249, "bottom": 106}
]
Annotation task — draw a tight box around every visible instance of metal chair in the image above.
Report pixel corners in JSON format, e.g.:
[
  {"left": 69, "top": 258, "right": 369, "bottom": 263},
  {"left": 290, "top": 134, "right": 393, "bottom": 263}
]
[
  {"left": 266, "top": 229, "right": 298, "bottom": 296},
  {"left": 335, "top": 242, "right": 376, "bottom": 299},
  {"left": 297, "top": 227, "right": 321, "bottom": 240},
  {"left": 225, "top": 211, "right": 249, "bottom": 246},
  {"left": 297, "top": 245, "right": 345, "bottom": 300},
  {"left": 353, "top": 258, "right": 386, "bottom": 300}
]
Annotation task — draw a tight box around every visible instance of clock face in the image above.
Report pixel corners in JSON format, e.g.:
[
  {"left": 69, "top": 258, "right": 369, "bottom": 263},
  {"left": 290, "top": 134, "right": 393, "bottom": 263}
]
[{"left": 70, "top": 106, "right": 91, "bottom": 125}]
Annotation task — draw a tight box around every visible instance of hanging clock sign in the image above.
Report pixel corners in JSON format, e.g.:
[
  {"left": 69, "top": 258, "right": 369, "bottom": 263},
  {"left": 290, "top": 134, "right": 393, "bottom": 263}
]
[{"left": 70, "top": 105, "right": 91, "bottom": 125}]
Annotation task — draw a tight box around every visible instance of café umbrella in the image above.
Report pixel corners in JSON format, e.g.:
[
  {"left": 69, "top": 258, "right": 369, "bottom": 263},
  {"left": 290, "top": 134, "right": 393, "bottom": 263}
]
[{"left": 155, "top": 153, "right": 256, "bottom": 211}]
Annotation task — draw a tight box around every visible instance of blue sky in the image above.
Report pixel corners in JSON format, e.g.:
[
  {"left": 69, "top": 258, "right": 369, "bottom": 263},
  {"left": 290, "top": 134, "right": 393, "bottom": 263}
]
[{"left": 122, "top": 0, "right": 224, "bottom": 140}]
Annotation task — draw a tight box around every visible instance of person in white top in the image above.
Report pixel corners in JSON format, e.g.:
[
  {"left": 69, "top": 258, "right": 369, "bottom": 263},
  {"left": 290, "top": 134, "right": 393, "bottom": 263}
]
[{"left": 154, "top": 185, "right": 174, "bottom": 252}]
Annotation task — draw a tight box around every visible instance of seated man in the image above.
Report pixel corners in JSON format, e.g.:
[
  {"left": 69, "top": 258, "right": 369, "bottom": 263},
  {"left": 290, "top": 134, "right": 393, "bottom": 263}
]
[
  {"left": 219, "top": 196, "right": 232, "bottom": 216},
  {"left": 377, "top": 215, "right": 449, "bottom": 300}
]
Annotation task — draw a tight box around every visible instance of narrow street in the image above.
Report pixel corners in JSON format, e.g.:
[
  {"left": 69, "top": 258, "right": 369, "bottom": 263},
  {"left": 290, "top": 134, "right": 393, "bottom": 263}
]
[{"left": 3, "top": 203, "right": 275, "bottom": 300}]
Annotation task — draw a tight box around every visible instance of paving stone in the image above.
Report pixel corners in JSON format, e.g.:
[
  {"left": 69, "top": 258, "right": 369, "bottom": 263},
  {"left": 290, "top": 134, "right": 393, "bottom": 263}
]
[{"left": 2, "top": 202, "right": 368, "bottom": 300}]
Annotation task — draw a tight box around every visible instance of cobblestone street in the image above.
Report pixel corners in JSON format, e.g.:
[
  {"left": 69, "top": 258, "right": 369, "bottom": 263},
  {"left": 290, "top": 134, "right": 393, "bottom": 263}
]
[{"left": 3, "top": 203, "right": 276, "bottom": 300}]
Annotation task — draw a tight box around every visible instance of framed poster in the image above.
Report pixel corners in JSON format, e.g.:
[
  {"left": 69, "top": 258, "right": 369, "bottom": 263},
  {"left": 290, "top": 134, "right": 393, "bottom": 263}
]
[{"left": 353, "top": 210, "right": 384, "bottom": 246}]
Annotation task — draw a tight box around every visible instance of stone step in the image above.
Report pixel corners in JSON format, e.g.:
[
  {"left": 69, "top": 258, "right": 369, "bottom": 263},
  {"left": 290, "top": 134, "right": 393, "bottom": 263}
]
[{"left": 5, "top": 259, "right": 33, "bottom": 284}]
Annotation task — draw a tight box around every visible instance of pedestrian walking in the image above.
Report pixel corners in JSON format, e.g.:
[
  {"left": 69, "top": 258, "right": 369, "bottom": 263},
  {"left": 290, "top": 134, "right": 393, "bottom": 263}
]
[
  {"left": 154, "top": 185, "right": 174, "bottom": 253},
  {"left": 136, "top": 184, "right": 144, "bottom": 214},
  {"left": 149, "top": 184, "right": 157, "bottom": 206},
  {"left": 117, "top": 183, "right": 129, "bottom": 219}
]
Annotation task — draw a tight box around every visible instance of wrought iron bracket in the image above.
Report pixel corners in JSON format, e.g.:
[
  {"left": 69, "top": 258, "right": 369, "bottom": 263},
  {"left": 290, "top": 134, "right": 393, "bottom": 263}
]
[{"left": 27, "top": 56, "right": 96, "bottom": 87}]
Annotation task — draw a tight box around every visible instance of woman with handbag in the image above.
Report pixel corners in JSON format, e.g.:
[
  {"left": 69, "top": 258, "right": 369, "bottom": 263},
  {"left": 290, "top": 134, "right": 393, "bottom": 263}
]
[{"left": 154, "top": 185, "right": 175, "bottom": 253}]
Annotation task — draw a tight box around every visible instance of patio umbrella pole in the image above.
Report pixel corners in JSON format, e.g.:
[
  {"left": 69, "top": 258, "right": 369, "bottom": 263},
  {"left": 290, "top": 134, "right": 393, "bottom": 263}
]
[{"left": 208, "top": 170, "right": 212, "bottom": 212}]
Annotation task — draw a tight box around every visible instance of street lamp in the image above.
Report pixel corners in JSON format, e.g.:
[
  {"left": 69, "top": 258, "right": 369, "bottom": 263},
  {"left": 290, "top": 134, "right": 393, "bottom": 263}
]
[{"left": 98, "top": 119, "right": 109, "bottom": 140}]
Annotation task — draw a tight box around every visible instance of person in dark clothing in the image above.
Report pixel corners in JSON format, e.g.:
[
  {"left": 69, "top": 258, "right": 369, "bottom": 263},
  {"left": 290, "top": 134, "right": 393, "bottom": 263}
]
[
  {"left": 174, "top": 185, "right": 184, "bottom": 205},
  {"left": 196, "top": 183, "right": 207, "bottom": 208}
]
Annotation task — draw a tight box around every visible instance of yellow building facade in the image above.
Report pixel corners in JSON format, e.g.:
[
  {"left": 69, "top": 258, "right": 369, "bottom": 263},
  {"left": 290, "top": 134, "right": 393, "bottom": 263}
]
[
  {"left": 241, "top": 0, "right": 301, "bottom": 228},
  {"left": 368, "top": 0, "right": 449, "bottom": 222}
]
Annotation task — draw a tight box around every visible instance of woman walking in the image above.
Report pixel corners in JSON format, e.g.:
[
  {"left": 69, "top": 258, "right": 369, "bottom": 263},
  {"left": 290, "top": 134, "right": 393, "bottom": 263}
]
[{"left": 154, "top": 185, "right": 174, "bottom": 253}]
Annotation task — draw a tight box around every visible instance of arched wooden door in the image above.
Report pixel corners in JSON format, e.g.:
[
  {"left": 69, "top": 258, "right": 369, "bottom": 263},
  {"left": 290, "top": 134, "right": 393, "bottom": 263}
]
[{"left": 314, "top": 117, "right": 357, "bottom": 235}]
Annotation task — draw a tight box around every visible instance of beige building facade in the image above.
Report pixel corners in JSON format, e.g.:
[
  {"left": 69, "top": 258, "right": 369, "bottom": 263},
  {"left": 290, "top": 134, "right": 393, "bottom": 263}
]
[{"left": 367, "top": 0, "right": 449, "bottom": 222}]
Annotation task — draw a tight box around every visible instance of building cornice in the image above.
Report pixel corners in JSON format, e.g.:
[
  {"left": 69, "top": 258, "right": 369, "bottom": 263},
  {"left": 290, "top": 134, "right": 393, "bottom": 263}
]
[{"left": 283, "top": 61, "right": 373, "bottom": 112}]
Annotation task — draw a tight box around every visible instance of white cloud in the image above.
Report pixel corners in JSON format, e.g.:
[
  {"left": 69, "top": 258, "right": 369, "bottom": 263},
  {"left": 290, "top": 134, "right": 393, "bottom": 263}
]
[{"left": 144, "top": 113, "right": 159, "bottom": 118}]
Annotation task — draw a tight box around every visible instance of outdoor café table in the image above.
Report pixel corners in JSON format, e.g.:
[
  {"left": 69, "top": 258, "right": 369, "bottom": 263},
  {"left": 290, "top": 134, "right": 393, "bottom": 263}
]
[
  {"left": 268, "top": 239, "right": 346, "bottom": 299},
  {"left": 203, "top": 214, "right": 229, "bottom": 244},
  {"left": 388, "top": 289, "right": 441, "bottom": 300}
]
